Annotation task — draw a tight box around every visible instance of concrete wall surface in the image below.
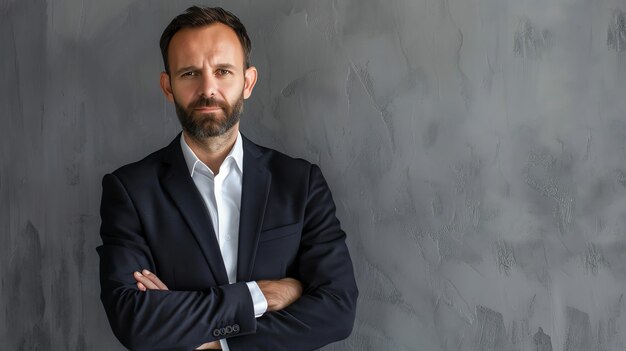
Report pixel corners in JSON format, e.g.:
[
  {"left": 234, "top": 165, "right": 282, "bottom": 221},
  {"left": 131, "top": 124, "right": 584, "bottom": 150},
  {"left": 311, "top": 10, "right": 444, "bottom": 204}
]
[{"left": 2, "top": 0, "right": 626, "bottom": 350}]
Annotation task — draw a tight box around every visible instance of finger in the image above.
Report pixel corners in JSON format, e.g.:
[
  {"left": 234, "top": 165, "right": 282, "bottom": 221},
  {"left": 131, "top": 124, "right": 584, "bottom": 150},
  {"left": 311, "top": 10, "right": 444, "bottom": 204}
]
[
  {"left": 195, "top": 340, "right": 222, "bottom": 349},
  {"left": 134, "top": 271, "right": 160, "bottom": 290},
  {"left": 142, "top": 269, "right": 169, "bottom": 290},
  {"left": 137, "top": 282, "right": 147, "bottom": 291},
  {"left": 293, "top": 280, "right": 303, "bottom": 293}
]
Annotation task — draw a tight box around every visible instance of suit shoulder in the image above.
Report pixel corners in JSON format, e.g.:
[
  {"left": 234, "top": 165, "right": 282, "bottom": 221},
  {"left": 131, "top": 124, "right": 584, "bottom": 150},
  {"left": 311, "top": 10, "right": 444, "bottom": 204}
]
[
  {"left": 107, "top": 144, "right": 168, "bottom": 183},
  {"left": 253, "top": 142, "right": 314, "bottom": 172}
]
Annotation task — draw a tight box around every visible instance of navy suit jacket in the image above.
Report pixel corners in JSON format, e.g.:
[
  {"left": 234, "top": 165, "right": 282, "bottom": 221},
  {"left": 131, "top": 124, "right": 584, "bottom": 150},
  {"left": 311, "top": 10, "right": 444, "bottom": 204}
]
[{"left": 97, "top": 133, "right": 358, "bottom": 351}]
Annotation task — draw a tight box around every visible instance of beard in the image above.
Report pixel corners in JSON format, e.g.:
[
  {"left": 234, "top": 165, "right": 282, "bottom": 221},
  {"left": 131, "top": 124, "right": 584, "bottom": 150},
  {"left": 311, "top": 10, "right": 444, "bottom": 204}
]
[{"left": 174, "top": 92, "right": 244, "bottom": 139}]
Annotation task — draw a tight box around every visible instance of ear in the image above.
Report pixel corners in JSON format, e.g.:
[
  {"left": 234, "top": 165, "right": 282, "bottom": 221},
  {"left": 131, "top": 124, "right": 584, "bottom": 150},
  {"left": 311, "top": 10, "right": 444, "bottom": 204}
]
[
  {"left": 243, "top": 66, "right": 258, "bottom": 99},
  {"left": 160, "top": 72, "right": 175, "bottom": 102}
]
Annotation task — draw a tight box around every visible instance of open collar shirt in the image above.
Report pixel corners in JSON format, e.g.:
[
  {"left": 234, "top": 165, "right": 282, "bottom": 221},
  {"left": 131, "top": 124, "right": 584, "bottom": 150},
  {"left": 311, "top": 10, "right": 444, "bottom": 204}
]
[{"left": 180, "top": 132, "right": 267, "bottom": 350}]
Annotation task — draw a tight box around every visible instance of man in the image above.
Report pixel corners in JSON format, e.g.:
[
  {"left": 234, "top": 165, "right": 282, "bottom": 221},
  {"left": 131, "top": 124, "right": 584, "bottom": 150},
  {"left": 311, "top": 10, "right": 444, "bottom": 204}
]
[{"left": 97, "top": 6, "right": 358, "bottom": 351}]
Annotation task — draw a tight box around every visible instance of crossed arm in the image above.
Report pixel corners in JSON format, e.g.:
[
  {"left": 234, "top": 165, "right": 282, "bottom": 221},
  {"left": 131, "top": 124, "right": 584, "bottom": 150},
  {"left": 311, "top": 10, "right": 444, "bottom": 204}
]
[
  {"left": 99, "top": 165, "right": 358, "bottom": 350},
  {"left": 132, "top": 270, "right": 303, "bottom": 350}
]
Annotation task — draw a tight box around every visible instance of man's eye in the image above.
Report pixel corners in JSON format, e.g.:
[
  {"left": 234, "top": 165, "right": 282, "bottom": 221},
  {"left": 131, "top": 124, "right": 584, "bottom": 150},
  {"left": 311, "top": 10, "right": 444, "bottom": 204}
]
[
  {"left": 216, "top": 69, "right": 231, "bottom": 76},
  {"left": 181, "top": 71, "right": 196, "bottom": 77}
]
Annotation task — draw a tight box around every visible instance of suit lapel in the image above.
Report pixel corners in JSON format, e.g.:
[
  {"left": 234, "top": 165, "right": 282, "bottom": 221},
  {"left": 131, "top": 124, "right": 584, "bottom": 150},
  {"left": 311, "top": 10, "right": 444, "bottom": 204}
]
[
  {"left": 159, "top": 134, "right": 229, "bottom": 285},
  {"left": 237, "top": 136, "right": 271, "bottom": 282}
]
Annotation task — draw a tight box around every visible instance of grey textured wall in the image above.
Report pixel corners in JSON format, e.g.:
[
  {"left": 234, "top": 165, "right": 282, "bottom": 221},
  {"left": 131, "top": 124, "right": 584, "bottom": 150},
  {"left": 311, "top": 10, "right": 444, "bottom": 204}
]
[{"left": 2, "top": 0, "right": 626, "bottom": 350}]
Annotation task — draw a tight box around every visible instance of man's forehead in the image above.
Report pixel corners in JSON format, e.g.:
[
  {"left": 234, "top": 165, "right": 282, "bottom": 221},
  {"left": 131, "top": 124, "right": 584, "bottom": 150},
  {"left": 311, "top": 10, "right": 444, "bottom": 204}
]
[{"left": 168, "top": 24, "right": 244, "bottom": 67}]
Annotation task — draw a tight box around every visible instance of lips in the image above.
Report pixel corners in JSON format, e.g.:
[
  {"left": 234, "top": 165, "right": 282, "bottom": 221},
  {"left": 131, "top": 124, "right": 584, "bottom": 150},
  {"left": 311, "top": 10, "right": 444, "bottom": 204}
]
[
  {"left": 194, "top": 106, "right": 222, "bottom": 111},
  {"left": 190, "top": 95, "right": 227, "bottom": 112}
]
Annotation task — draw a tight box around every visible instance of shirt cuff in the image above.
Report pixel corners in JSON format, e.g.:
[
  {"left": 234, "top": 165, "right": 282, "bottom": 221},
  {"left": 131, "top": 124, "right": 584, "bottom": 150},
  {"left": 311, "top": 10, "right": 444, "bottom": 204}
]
[
  {"left": 246, "top": 281, "right": 268, "bottom": 318},
  {"left": 219, "top": 339, "right": 230, "bottom": 351}
]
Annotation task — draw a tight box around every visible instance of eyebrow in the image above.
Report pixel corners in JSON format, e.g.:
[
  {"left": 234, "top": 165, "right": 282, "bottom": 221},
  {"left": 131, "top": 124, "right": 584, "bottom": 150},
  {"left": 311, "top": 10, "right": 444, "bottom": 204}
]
[
  {"left": 214, "top": 63, "right": 237, "bottom": 71},
  {"left": 174, "top": 64, "right": 238, "bottom": 76}
]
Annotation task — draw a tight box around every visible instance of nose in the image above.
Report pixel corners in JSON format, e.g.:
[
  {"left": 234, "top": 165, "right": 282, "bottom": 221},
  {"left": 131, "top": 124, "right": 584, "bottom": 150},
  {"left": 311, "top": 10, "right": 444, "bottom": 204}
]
[{"left": 198, "top": 72, "right": 217, "bottom": 97}]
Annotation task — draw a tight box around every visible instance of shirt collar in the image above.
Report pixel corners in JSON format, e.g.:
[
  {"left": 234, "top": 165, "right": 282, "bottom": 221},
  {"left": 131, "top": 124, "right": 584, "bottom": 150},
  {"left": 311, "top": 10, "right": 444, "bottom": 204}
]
[{"left": 180, "top": 132, "right": 243, "bottom": 177}]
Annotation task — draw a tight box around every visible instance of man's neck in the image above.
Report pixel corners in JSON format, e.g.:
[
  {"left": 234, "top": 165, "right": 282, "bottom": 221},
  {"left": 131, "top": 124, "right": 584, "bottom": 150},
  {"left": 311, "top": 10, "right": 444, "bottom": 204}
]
[{"left": 183, "top": 126, "right": 238, "bottom": 175}]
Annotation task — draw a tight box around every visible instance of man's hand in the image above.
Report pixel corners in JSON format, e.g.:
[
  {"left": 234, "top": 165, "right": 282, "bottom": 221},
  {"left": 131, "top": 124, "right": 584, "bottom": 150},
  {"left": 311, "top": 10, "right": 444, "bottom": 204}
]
[
  {"left": 134, "top": 270, "right": 169, "bottom": 291},
  {"left": 256, "top": 278, "right": 303, "bottom": 312},
  {"left": 133, "top": 270, "right": 222, "bottom": 350}
]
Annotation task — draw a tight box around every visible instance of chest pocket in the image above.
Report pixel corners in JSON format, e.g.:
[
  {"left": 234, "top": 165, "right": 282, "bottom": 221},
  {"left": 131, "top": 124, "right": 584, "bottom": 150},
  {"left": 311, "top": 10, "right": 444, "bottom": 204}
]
[{"left": 254, "top": 223, "right": 302, "bottom": 279}]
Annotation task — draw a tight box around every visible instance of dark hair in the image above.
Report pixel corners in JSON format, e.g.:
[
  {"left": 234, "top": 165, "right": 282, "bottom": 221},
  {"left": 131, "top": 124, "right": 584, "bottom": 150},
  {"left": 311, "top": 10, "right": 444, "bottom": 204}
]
[{"left": 159, "top": 6, "right": 252, "bottom": 73}]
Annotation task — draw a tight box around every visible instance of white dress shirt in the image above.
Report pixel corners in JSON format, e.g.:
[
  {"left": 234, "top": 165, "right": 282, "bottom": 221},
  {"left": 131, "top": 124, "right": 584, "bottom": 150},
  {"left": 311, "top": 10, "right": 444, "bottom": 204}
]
[{"left": 180, "top": 132, "right": 267, "bottom": 350}]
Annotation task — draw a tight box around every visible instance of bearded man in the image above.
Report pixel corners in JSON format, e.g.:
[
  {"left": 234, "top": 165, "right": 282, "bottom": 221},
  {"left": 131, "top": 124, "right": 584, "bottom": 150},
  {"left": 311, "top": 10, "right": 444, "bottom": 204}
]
[{"left": 97, "top": 6, "right": 358, "bottom": 351}]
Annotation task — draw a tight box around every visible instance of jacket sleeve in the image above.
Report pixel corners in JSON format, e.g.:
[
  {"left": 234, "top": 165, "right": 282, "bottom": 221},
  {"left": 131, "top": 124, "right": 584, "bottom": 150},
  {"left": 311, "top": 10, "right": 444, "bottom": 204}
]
[
  {"left": 227, "top": 164, "right": 359, "bottom": 351},
  {"left": 97, "top": 173, "right": 256, "bottom": 351}
]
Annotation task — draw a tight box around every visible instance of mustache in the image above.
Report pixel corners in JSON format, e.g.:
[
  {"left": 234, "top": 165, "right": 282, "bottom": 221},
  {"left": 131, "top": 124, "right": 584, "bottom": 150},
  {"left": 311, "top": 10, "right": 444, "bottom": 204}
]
[{"left": 191, "top": 95, "right": 227, "bottom": 109}]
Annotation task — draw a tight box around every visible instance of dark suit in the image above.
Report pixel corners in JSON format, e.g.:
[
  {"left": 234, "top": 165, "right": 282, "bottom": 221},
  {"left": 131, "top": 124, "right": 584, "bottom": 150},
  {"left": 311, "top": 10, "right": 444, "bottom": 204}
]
[{"left": 97, "top": 133, "right": 358, "bottom": 351}]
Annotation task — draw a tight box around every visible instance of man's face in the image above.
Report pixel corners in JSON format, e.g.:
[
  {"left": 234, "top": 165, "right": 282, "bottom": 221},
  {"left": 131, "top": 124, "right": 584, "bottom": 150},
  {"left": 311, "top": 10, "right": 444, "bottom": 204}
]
[{"left": 160, "top": 23, "right": 257, "bottom": 139}]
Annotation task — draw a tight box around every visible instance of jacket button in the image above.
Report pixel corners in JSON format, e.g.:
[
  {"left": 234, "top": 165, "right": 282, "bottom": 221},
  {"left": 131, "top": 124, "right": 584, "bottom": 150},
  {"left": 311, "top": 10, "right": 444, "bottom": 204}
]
[
  {"left": 225, "top": 326, "right": 233, "bottom": 334},
  {"left": 213, "top": 329, "right": 221, "bottom": 337},
  {"left": 232, "top": 324, "right": 240, "bottom": 333}
]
